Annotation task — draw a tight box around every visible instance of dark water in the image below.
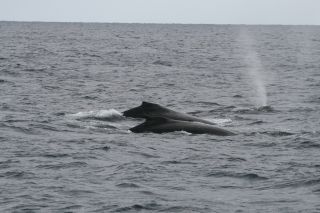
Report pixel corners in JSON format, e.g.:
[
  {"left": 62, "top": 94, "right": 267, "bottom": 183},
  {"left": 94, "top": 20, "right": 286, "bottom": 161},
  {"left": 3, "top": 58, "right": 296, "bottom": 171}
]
[{"left": 1, "top": 22, "right": 320, "bottom": 212}]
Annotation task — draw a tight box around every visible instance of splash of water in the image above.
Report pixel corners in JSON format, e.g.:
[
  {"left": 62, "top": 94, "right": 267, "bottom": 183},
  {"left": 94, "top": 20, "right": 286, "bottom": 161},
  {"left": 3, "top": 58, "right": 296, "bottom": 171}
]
[
  {"left": 68, "top": 109, "right": 123, "bottom": 121},
  {"left": 239, "top": 29, "right": 268, "bottom": 107}
]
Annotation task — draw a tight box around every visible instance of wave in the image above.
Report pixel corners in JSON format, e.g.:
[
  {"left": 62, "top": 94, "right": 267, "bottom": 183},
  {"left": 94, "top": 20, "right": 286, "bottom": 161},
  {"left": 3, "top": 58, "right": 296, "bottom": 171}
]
[
  {"left": 1, "top": 123, "right": 41, "bottom": 135},
  {"left": 248, "top": 120, "right": 265, "bottom": 125},
  {"left": 64, "top": 109, "right": 131, "bottom": 133},
  {"left": 36, "top": 161, "right": 87, "bottom": 170},
  {"left": 0, "top": 79, "right": 10, "bottom": 83},
  {"left": 232, "top": 105, "right": 277, "bottom": 114},
  {"left": 197, "top": 101, "right": 221, "bottom": 106},
  {"left": 0, "top": 170, "right": 35, "bottom": 179},
  {"left": 113, "top": 203, "right": 161, "bottom": 212},
  {"left": 207, "top": 171, "right": 268, "bottom": 180},
  {"left": 207, "top": 118, "right": 232, "bottom": 125},
  {"left": 245, "top": 130, "right": 294, "bottom": 137},
  {"left": 116, "top": 182, "right": 140, "bottom": 188},
  {"left": 152, "top": 60, "right": 172, "bottom": 67},
  {"left": 294, "top": 140, "right": 320, "bottom": 149},
  {"left": 261, "top": 131, "right": 295, "bottom": 137},
  {"left": 271, "top": 178, "right": 320, "bottom": 189}
]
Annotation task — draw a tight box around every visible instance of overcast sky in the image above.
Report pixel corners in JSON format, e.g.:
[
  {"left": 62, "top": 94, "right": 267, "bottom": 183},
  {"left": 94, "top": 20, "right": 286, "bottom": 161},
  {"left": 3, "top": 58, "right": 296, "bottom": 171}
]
[{"left": 0, "top": 0, "right": 319, "bottom": 25}]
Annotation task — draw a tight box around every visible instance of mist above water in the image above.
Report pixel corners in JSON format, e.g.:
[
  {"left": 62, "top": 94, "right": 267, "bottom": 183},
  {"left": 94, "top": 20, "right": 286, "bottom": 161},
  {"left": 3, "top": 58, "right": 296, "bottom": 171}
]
[{"left": 239, "top": 29, "right": 268, "bottom": 107}]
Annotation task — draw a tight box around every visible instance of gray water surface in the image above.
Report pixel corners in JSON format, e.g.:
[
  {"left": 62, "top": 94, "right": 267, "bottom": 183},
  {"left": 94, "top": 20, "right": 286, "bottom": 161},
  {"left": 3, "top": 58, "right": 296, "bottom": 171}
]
[{"left": 0, "top": 22, "right": 320, "bottom": 212}]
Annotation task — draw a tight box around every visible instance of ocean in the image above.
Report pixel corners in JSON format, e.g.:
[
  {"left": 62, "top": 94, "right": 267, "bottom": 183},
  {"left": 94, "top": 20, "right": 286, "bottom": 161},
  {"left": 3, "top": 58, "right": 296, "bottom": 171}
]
[{"left": 0, "top": 21, "right": 320, "bottom": 212}]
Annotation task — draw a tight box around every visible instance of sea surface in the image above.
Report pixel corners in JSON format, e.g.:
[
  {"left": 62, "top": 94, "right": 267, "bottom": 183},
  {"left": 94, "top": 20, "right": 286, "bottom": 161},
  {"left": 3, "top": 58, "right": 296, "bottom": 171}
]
[{"left": 0, "top": 22, "right": 320, "bottom": 212}]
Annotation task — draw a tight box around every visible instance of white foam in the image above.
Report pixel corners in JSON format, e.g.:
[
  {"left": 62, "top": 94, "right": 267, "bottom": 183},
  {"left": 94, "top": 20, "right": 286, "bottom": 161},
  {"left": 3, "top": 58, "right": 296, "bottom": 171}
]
[
  {"left": 68, "top": 109, "right": 123, "bottom": 120},
  {"left": 179, "top": 130, "right": 193, "bottom": 135},
  {"left": 207, "top": 118, "right": 232, "bottom": 125}
]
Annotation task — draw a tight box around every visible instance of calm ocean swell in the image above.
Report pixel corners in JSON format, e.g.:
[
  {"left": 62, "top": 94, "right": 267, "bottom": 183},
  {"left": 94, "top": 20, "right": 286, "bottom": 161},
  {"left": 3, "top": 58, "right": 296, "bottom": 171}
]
[{"left": 0, "top": 22, "right": 320, "bottom": 212}]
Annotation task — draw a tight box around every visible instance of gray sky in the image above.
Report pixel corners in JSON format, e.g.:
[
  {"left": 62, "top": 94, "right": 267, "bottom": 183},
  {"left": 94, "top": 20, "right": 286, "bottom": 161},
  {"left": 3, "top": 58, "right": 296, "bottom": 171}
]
[{"left": 1, "top": 0, "right": 319, "bottom": 25}]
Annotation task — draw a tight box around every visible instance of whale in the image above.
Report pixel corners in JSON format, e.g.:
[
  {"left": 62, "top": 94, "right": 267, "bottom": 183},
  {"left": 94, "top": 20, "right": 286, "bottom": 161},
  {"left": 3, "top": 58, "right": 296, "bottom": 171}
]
[
  {"left": 123, "top": 101, "right": 215, "bottom": 125},
  {"left": 130, "top": 117, "right": 235, "bottom": 136}
]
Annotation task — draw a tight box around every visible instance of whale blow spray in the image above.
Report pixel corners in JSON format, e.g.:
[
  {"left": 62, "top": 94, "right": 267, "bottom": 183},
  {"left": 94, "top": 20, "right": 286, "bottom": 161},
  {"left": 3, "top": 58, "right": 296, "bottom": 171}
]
[{"left": 239, "top": 29, "right": 268, "bottom": 107}]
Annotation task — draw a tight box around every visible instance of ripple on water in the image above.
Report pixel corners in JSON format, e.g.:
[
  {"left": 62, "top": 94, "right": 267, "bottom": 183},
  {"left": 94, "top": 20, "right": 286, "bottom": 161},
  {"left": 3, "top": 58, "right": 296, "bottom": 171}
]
[
  {"left": 36, "top": 161, "right": 88, "bottom": 170},
  {"left": 206, "top": 171, "right": 268, "bottom": 181},
  {"left": 272, "top": 178, "right": 320, "bottom": 189},
  {"left": 112, "top": 202, "right": 163, "bottom": 212},
  {"left": 152, "top": 60, "right": 173, "bottom": 67},
  {"left": 41, "top": 153, "right": 70, "bottom": 158},
  {"left": 296, "top": 140, "right": 320, "bottom": 149},
  {"left": 9, "top": 204, "right": 49, "bottom": 213},
  {"left": 247, "top": 120, "right": 265, "bottom": 125},
  {"left": 159, "top": 205, "right": 213, "bottom": 212},
  {"left": 56, "top": 205, "right": 84, "bottom": 212},
  {"left": 0, "top": 79, "right": 9, "bottom": 83},
  {"left": 0, "top": 159, "right": 20, "bottom": 169},
  {"left": 232, "top": 106, "right": 277, "bottom": 114},
  {"left": 128, "top": 151, "right": 160, "bottom": 159},
  {"left": 251, "top": 130, "right": 295, "bottom": 137},
  {"left": 116, "top": 182, "right": 141, "bottom": 188},
  {"left": 0, "top": 170, "right": 35, "bottom": 179}
]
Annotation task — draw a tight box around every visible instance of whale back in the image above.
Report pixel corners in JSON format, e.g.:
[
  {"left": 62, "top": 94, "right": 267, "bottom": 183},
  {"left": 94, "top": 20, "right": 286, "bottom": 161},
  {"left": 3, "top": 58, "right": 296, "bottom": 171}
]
[
  {"left": 123, "top": 102, "right": 168, "bottom": 118},
  {"left": 123, "top": 101, "right": 215, "bottom": 125},
  {"left": 130, "top": 116, "right": 235, "bottom": 136},
  {"left": 129, "top": 116, "right": 171, "bottom": 133}
]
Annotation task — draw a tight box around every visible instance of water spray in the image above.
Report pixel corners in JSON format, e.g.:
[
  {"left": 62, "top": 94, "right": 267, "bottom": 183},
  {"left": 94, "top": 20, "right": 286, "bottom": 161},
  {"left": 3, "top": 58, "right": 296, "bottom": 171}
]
[{"left": 239, "top": 29, "right": 268, "bottom": 108}]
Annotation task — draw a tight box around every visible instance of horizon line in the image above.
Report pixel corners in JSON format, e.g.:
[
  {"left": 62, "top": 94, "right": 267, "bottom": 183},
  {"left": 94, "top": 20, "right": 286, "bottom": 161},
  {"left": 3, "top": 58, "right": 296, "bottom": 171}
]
[{"left": 0, "top": 20, "right": 319, "bottom": 27}]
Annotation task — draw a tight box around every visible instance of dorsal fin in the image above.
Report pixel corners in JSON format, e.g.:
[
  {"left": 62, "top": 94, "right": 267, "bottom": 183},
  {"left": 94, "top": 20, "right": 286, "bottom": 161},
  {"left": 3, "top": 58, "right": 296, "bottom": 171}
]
[
  {"left": 140, "top": 102, "right": 169, "bottom": 113},
  {"left": 141, "top": 101, "right": 157, "bottom": 107}
]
